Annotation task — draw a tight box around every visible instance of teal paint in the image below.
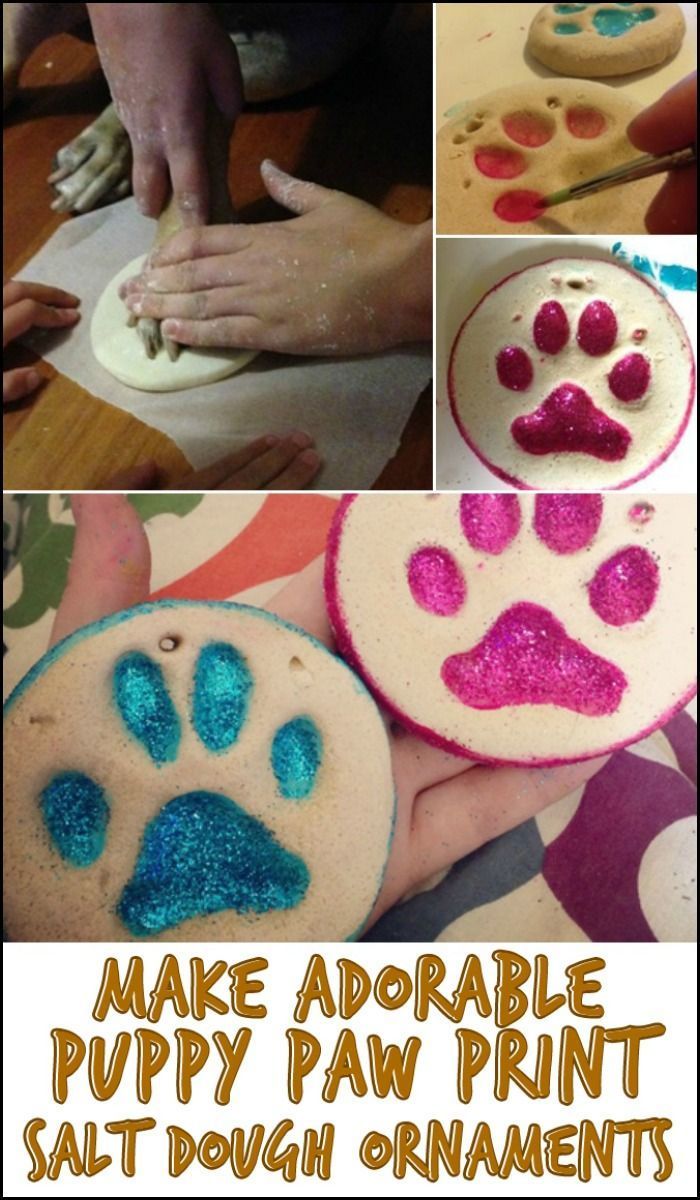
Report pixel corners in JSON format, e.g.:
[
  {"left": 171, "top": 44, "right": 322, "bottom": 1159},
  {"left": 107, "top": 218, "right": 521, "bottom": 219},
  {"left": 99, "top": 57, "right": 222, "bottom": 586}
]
[
  {"left": 593, "top": 7, "right": 656, "bottom": 37},
  {"left": 611, "top": 243, "right": 697, "bottom": 292},
  {"left": 555, "top": 22, "right": 583, "bottom": 34},
  {"left": 191, "top": 642, "right": 252, "bottom": 753}
]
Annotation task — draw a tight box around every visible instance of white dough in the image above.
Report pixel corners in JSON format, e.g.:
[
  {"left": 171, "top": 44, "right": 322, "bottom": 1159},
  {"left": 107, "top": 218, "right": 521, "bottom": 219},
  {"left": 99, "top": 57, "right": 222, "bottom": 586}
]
[{"left": 90, "top": 255, "right": 257, "bottom": 392}]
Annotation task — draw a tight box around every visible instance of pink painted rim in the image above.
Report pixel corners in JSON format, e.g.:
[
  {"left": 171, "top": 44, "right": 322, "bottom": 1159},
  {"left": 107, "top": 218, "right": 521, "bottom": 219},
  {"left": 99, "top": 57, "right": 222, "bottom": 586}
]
[
  {"left": 447, "top": 256, "right": 697, "bottom": 492},
  {"left": 324, "top": 494, "right": 698, "bottom": 768}
]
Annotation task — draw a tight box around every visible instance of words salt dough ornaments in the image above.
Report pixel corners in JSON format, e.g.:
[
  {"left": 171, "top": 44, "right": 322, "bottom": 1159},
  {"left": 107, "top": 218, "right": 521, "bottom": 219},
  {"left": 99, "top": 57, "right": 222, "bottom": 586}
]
[
  {"left": 91, "top": 256, "right": 257, "bottom": 392},
  {"left": 325, "top": 493, "right": 697, "bottom": 766},
  {"left": 448, "top": 257, "right": 695, "bottom": 490},
  {"left": 436, "top": 80, "right": 660, "bottom": 233},
  {"left": 3, "top": 602, "right": 394, "bottom": 942},
  {"left": 528, "top": 3, "right": 686, "bottom": 78}
]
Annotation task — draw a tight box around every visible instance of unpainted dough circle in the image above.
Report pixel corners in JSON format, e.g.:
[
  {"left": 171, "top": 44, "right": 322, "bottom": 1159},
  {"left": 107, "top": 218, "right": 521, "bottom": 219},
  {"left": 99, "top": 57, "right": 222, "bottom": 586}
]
[{"left": 90, "top": 255, "right": 257, "bottom": 392}]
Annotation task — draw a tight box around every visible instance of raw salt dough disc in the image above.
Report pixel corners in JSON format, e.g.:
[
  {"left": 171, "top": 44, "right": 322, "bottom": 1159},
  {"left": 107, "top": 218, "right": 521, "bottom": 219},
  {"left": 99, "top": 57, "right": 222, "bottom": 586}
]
[
  {"left": 528, "top": 3, "right": 686, "bottom": 78},
  {"left": 448, "top": 257, "right": 695, "bottom": 490},
  {"left": 436, "top": 79, "right": 661, "bottom": 234},
  {"left": 3, "top": 601, "right": 395, "bottom": 942},
  {"left": 91, "top": 256, "right": 257, "bottom": 392},
  {"left": 325, "top": 493, "right": 697, "bottom": 766}
]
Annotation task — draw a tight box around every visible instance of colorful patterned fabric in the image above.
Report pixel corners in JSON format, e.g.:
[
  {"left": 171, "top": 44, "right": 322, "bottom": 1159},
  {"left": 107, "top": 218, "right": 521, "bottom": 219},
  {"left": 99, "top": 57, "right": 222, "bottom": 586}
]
[{"left": 3, "top": 494, "right": 696, "bottom": 942}]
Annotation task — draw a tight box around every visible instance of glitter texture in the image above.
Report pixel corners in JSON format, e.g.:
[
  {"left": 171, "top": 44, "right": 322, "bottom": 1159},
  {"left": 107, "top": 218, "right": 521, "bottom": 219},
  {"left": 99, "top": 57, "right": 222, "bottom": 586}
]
[
  {"left": 588, "top": 546, "right": 659, "bottom": 626},
  {"left": 494, "top": 190, "right": 545, "bottom": 223},
  {"left": 460, "top": 494, "right": 522, "bottom": 554},
  {"left": 442, "top": 602, "right": 627, "bottom": 716},
  {"left": 40, "top": 771, "right": 109, "bottom": 866},
  {"left": 502, "top": 111, "right": 553, "bottom": 147},
  {"left": 577, "top": 300, "right": 618, "bottom": 356},
  {"left": 496, "top": 345, "right": 534, "bottom": 391},
  {"left": 554, "top": 4, "right": 588, "bottom": 12},
  {"left": 407, "top": 546, "right": 466, "bottom": 615},
  {"left": 511, "top": 383, "right": 631, "bottom": 460},
  {"left": 534, "top": 494, "right": 603, "bottom": 554},
  {"left": 271, "top": 716, "right": 323, "bottom": 800},
  {"left": 555, "top": 22, "right": 583, "bottom": 35},
  {"left": 533, "top": 301, "right": 570, "bottom": 355},
  {"left": 566, "top": 107, "right": 607, "bottom": 138},
  {"left": 475, "top": 146, "right": 526, "bottom": 179},
  {"left": 191, "top": 641, "right": 252, "bottom": 753},
  {"left": 629, "top": 502, "right": 655, "bottom": 525},
  {"left": 593, "top": 6, "right": 656, "bottom": 37},
  {"left": 117, "top": 791, "right": 310, "bottom": 936},
  {"left": 113, "top": 652, "right": 180, "bottom": 765},
  {"left": 608, "top": 353, "right": 651, "bottom": 402}
]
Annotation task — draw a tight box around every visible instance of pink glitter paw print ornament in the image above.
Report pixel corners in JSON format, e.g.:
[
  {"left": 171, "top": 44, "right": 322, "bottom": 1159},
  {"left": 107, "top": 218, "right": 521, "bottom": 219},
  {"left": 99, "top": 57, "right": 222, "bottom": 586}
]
[
  {"left": 325, "top": 493, "right": 697, "bottom": 766},
  {"left": 448, "top": 258, "right": 695, "bottom": 491}
]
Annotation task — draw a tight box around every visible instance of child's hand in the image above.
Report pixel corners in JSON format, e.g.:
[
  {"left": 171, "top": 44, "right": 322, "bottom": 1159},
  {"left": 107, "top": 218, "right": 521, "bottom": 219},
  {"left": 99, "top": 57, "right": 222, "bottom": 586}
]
[
  {"left": 120, "top": 161, "right": 432, "bottom": 356},
  {"left": 627, "top": 73, "right": 697, "bottom": 234},
  {"left": 103, "top": 431, "right": 321, "bottom": 491},
  {"left": 3, "top": 281, "right": 80, "bottom": 404},
  {"left": 50, "top": 498, "right": 608, "bottom": 931}
]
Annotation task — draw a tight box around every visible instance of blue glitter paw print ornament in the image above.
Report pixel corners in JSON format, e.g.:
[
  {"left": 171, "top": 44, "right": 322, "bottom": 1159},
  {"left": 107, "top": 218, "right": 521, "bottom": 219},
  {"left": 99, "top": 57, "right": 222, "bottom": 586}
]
[
  {"left": 527, "top": 3, "right": 685, "bottom": 78},
  {"left": 4, "top": 601, "right": 395, "bottom": 942}
]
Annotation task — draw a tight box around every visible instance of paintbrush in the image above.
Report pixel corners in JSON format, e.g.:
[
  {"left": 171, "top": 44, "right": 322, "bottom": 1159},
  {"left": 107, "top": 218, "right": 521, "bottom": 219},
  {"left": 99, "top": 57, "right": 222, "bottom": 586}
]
[{"left": 537, "top": 145, "right": 696, "bottom": 210}]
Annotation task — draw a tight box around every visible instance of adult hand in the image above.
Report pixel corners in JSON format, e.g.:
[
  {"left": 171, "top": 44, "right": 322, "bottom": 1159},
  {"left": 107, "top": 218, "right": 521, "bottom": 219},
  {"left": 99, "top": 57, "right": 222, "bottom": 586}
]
[
  {"left": 120, "top": 161, "right": 432, "bottom": 356},
  {"left": 103, "top": 431, "right": 322, "bottom": 490},
  {"left": 3, "top": 281, "right": 80, "bottom": 404},
  {"left": 627, "top": 73, "right": 697, "bottom": 234},
  {"left": 50, "top": 506, "right": 608, "bottom": 929},
  {"left": 87, "top": 3, "right": 242, "bottom": 223}
]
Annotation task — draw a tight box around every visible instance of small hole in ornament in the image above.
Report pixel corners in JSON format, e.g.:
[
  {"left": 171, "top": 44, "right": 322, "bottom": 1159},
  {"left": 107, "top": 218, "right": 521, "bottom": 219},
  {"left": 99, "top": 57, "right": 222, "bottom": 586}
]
[
  {"left": 289, "top": 656, "right": 314, "bottom": 687},
  {"left": 547, "top": 97, "right": 561, "bottom": 109},
  {"left": 567, "top": 277, "right": 585, "bottom": 289},
  {"left": 159, "top": 635, "right": 181, "bottom": 652},
  {"left": 466, "top": 118, "right": 483, "bottom": 132}
]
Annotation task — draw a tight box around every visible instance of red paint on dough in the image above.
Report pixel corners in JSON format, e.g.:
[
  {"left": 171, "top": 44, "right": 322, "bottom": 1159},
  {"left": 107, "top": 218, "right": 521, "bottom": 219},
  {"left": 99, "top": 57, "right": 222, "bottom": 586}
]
[
  {"left": 494, "top": 190, "right": 545, "bottom": 223},
  {"left": 566, "top": 106, "right": 607, "bottom": 138},
  {"left": 577, "top": 300, "right": 618, "bottom": 356},
  {"left": 475, "top": 145, "right": 526, "bottom": 179},
  {"left": 496, "top": 345, "right": 534, "bottom": 390},
  {"left": 502, "top": 110, "right": 554, "bottom": 147},
  {"left": 477, "top": 31, "right": 494, "bottom": 41},
  {"left": 608, "top": 353, "right": 651, "bottom": 402}
]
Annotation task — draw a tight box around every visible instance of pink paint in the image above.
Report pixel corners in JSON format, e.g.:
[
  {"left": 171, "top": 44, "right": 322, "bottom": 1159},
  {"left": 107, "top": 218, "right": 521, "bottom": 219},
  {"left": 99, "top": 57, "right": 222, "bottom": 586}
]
[
  {"left": 628, "top": 502, "right": 655, "bottom": 526},
  {"left": 494, "top": 189, "right": 545, "bottom": 223},
  {"left": 533, "top": 300, "right": 570, "bottom": 354},
  {"left": 474, "top": 145, "right": 526, "bottom": 179},
  {"left": 566, "top": 106, "right": 607, "bottom": 139},
  {"left": 459, "top": 494, "right": 521, "bottom": 555},
  {"left": 442, "top": 602, "right": 627, "bottom": 716},
  {"left": 608, "top": 353, "right": 651, "bottom": 402},
  {"left": 534, "top": 494, "right": 603, "bottom": 554},
  {"left": 577, "top": 300, "right": 618, "bottom": 356},
  {"left": 588, "top": 546, "right": 659, "bottom": 627},
  {"left": 496, "top": 345, "right": 533, "bottom": 391},
  {"left": 502, "top": 110, "right": 553, "bottom": 147},
  {"left": 512, "top": 384, "right": 631, "bottom": 461},
  {"left": 407, "top": 546, "right": 466, "bottom": 616}
]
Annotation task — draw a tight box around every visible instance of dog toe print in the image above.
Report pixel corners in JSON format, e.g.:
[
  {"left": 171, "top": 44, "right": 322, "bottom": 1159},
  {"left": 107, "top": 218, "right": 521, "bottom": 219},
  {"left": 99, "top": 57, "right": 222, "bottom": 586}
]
[
  {"left": 41, "top": 642, "right": 318, "bottom": 937},
  {"left": 4, "top": 604, "right": 395, "bottom": 941},
  {"left": 448, "top": 258, "right": 695, "bottom": 489}
]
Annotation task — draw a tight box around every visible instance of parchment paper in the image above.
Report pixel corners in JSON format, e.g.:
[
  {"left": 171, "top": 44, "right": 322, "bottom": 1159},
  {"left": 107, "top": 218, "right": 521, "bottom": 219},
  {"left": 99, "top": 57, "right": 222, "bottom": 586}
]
[{"left": 18, "top": 199, "right": 432, "bottom": 488}]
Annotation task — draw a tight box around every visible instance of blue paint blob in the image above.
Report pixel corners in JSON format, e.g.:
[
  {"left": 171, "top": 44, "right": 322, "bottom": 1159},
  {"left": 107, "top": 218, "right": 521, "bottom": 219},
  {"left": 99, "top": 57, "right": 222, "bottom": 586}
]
[
  {"left": 555, "top": 22, "right": 583, "bottom": 34},
  {"left": 116, "top": 791, "right": 310, "bottom": 936},
  {"left": 271, "top": 716, "right": 323, "bottom": 801},
  {"left": 191, "top": 641, "right": 252, "bottom": 753},
  {"left": 611, "top": 243, "right": 697, "bottom": 292},
  {"left": 40, "top": 771, "right": 109, "bottom": 866},
  {"left": 554, "top": 4, "right": 588, "bottom": 12},
  {"left": 593, "top": 7, "right": 656, "bottom": 37},
  {"left": 113, "top": 652, "right": 180, "bottom": 765}
]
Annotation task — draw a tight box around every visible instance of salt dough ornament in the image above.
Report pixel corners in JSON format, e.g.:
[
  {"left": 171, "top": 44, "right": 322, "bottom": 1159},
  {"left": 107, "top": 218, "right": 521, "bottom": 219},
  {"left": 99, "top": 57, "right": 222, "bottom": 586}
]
[
  {"left": 437, "top": 79, "right": 660, "bottom": 233},
  {"left": 325, "top": 493, "right": 697, "bottom": 766},
  {"left": 448, "top": 257, "right": 695, "bottom": 491},
  {"left": 3, "top": 601, "right": 395, "bottom": 942},
  {"left": 527, "top": 3, "right": 686, "bottom": 78},
  {"left": 91, "top": 256, "right": 257, "bottom": 392}
]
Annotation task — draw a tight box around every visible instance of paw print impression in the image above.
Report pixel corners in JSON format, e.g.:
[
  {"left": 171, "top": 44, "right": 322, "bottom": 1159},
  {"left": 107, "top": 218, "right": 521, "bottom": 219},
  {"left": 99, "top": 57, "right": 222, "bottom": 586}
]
[
  {"left": 527, "top": 4, "right": 685, "bottom": 83},
  {"left": 3, "top": 603, "right": 394, "bottom": 942},
  {"left": 448, "top": 258, "right": 695, "bottom": 489},
  {"left": 437, "top": 79, "right": 661, "bottom": 234},
  {"left": 327, "top": 493, "right": 696, "bottom": 765}
]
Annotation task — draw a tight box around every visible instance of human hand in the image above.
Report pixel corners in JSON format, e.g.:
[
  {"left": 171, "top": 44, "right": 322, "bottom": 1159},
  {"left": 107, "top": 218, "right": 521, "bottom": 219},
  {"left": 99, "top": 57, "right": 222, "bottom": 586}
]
[
  {"left": 627, "top": 73, "right": 697, "bottom": 234},
  {"left": 49, "top": 506, "right": 607, "bottom": 929},
  {"left": 87, "top": 2, "right": 242, "bottom": 223},
  {"left": 119, "top": 161, "right": 432, "bottom": 356},
  {"left": 102, "top": 431, "right": 322, "bottom": 491},
  {"left": 3, "top": 280, "right": 80, "bottom": 404}
]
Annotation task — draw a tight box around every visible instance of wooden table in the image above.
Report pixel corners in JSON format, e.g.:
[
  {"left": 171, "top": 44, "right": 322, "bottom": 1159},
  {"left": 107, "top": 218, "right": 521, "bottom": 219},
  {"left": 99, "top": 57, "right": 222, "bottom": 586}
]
[{"left": 3, "top": 4, "right": 433, "bottom": 490}]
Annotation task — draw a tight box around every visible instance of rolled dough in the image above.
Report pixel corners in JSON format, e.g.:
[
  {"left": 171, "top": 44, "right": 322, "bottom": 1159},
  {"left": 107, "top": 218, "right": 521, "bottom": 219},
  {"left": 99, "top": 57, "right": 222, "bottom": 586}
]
[{"left": 90, "top": 255, "right": 257, "bottom": 392}]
